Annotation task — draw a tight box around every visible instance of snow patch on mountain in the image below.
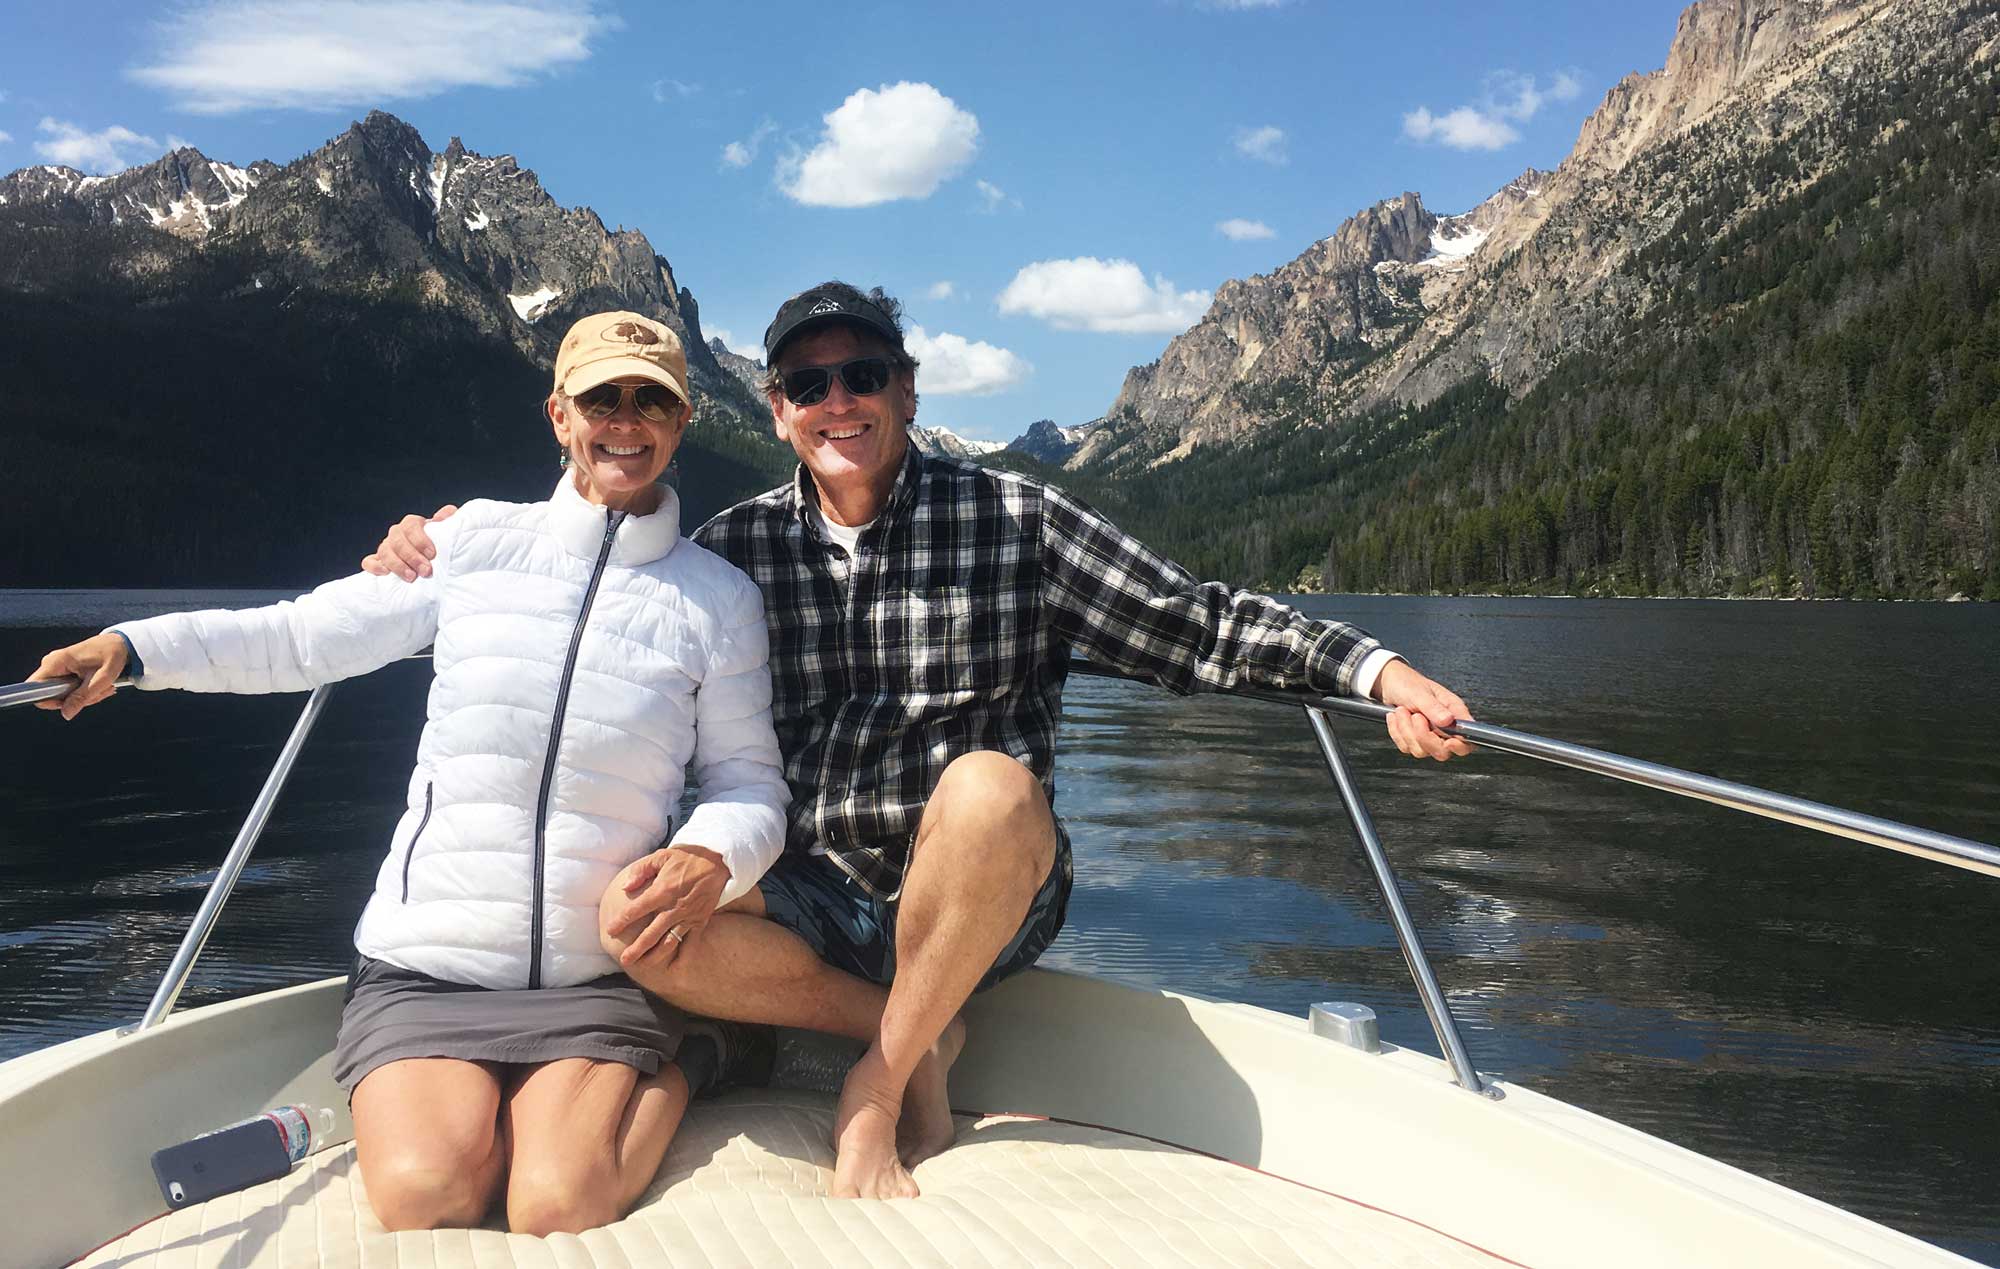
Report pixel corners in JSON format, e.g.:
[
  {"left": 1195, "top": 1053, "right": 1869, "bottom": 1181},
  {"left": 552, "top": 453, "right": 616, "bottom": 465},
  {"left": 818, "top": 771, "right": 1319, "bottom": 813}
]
[
  {"left": 1420, "top": 224, "right": 1489, "bottom": 265},
  {"left": 509, "top": 287, "right": 562, "bottom": 322}
]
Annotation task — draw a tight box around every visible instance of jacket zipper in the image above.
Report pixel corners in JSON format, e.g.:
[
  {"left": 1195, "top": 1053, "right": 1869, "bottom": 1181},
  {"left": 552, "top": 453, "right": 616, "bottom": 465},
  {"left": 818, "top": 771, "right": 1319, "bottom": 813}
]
[
  {"left": 398, "top": 781, "right": 435, "bottom": 903},
  {"left": 529, "top": 507, "right": 622, "bottom": 988}
]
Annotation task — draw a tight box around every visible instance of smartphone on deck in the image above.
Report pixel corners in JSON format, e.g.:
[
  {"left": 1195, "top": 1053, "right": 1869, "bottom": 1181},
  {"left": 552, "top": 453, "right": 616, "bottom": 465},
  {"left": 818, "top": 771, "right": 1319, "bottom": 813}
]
[{"left": 150, "top": 1116, "right": 294, "bottom": 1207}]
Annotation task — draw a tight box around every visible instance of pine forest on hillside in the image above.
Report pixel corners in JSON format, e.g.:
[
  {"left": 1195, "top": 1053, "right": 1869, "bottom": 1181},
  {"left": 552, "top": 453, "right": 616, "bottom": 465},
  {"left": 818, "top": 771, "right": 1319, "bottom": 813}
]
[
  {"left": 1010, "top": 40, "right": 2000, "bottom": 601},
  {"left": 0, "top": 213, "right": 793, "bottom": 589}
]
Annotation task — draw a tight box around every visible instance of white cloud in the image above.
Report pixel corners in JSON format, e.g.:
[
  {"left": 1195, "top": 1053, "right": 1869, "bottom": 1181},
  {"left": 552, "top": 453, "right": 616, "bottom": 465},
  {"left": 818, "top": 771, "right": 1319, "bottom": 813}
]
[
  {"left": 1484, "top": 70, "right": 1583, "bottom": 122},
  {"left": 1217, "top": 217, "right": 1275, "bottom": 241},
  {"left": 706, "top": 327, "right": 764, "bottom": 362},
  {"left": 778, "top": 82, "right": 979, "bottom": 208},
  {"left": 1402, "top": 107, "right": 1519, "bottom": 151},
  {"left": 722, "top": 120, "right": 776, "bottom": 170},
  {"left": 1404, "top": 71, "right": 1585, "bottom": 152},
  {"left": 652, "top": 78, "right": 699, "bottom": 103},
  {"left": 34, "top": 119, "right": 161, "bottom": 173},
  {"left": 0, "top": 130, "right": 12, "bottom": 146},
  {"left": 1233, "top": 124, "right": 1287, "bottom": 165},
  {"left": 975, "top": 178, "right": 1020, "bottom": 213},
  {"left": 128, "top": 1, "right": 615, "bottom": 115},
  {"left": 906, "top": 324, "right": 1031, "bottom": 396},
  {"left": 926, "top": 281, "right": 956, "bottom": 300},
  {"left": 997, "top": 257, "right": 1211, "bottom": 335}
]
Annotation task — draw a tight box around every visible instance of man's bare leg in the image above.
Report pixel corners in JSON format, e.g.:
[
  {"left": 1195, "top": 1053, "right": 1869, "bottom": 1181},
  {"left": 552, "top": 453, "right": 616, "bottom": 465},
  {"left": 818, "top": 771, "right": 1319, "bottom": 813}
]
[
  {"left": 608, "top": 888, "right": 887, "bottom": 1041},
  {"left": 605, "top": 750, "right": 1053, "bottom": 1197},
  {"left": 612, "top": 897, "right": 967, "bottom": 1170},
  {"left": 831, "top": 752, "right": 1056, "bottom": 1199}
]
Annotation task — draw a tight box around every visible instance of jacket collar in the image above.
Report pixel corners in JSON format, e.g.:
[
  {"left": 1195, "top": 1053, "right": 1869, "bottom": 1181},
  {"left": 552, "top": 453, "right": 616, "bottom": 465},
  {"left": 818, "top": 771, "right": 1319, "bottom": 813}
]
[{"left": 547, "top": 474, "right": 681, "bottom": 565}]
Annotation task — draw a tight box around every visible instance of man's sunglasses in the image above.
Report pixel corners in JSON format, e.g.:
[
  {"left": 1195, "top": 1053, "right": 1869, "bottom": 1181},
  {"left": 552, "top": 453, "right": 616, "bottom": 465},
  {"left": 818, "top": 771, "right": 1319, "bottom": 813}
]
[
  {"left": 780, "top": 356, "right": 896, "bottom": 406},
  {"left": 573, "top": 382, "right": 685, "bottom": 423}
]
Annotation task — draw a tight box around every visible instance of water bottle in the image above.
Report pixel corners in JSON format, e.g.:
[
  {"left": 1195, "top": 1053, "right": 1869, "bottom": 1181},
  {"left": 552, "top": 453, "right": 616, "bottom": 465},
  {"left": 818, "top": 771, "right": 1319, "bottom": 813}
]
[{"left": 150, "top": 1104, "right": 338, "bottom": 1208}]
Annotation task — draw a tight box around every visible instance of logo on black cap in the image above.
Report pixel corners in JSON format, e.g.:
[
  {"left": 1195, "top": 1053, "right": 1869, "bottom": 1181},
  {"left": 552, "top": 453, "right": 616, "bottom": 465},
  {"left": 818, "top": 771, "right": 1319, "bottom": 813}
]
[{"left": 808, "top": 299, "right": 843, "bottom": 316}]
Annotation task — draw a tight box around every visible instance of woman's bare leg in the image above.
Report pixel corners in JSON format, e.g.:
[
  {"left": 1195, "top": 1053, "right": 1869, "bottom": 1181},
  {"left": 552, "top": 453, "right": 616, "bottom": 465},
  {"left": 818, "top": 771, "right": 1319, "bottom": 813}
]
[
  {"left": 351, "top": 1058, "right": 507, "bottom": 1231},
  {"left": 503, "top": 1056, "right": 690, "bottom": 1237}
]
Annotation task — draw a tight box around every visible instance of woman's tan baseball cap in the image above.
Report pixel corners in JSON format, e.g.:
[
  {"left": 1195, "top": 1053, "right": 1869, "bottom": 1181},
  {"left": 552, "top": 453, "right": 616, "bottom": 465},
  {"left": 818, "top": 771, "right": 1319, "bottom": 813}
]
[{"left": 554, "top": 311, "right": 691, "bottom": 406}]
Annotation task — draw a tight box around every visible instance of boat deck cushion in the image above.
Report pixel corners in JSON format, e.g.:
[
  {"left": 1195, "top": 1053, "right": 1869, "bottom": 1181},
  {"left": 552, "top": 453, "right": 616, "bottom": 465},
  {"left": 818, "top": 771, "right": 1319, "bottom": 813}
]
[{"left": 75, "top": 1088, "right": 1514, "bottom": 1268}]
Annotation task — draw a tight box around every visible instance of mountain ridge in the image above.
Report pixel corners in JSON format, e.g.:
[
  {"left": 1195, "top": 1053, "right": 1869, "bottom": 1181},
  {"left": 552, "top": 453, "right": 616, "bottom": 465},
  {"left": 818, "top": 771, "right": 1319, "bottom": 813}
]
[
  {"left": 1077, "top": 0, "right": 1949, "bottom": 473},
  {"left": 0, "top": 111, "right": 793, "bottom": 587},
  {"left": 1013, "top": 0, "right": 1999, "bottom": 600}
]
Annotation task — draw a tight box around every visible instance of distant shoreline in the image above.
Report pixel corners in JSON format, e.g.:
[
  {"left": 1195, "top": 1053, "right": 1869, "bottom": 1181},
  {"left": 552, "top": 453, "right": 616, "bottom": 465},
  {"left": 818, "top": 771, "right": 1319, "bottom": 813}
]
[{"left": 1294, "top": 590, "right": 1985, "bottom": 604}]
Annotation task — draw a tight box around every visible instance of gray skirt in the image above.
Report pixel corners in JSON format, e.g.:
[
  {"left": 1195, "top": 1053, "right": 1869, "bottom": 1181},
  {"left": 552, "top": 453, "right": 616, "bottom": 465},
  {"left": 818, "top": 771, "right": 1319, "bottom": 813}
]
[{"left": 332, "top": 954, "right": 690, "bottom": 1091}]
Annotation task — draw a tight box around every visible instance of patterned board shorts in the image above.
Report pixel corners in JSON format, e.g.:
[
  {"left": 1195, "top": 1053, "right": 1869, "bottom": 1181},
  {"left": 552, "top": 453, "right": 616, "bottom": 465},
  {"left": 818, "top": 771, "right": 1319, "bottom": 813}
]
[{"left": 757, "top": 834, "right": 1073, "bottom": 992}]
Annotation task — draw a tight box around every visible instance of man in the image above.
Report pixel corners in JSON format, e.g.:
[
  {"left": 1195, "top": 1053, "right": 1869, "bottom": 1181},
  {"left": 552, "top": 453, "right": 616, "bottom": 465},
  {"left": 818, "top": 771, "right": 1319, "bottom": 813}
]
[{"left": 367, "top": 281, "right": 1473, "bottom": 1200}]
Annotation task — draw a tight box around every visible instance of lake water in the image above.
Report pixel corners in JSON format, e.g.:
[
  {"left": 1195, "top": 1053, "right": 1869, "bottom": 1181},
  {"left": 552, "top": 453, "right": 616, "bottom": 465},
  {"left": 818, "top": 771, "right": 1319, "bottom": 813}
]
[{"left": 1, "top": 589, "right": 1995, "bottom": 1260}]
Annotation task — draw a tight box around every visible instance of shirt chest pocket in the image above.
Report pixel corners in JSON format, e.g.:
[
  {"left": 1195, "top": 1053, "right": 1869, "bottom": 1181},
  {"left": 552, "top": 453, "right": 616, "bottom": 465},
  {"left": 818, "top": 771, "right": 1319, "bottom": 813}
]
[{"left": 903, "top": 584, "right": 1034, "bottom": 695}]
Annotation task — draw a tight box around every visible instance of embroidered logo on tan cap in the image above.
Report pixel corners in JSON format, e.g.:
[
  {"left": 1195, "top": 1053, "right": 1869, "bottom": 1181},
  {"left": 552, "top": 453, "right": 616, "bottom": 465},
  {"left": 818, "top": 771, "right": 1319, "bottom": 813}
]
[{"left": 609, "top": 320, "right": 660, "bottom": 345}]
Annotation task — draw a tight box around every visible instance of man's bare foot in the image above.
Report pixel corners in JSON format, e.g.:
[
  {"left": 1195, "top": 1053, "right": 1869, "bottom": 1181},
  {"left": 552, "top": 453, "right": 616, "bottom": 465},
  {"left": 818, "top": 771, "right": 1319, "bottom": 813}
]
[
  {"left": 897, "top": 1013, "right": 966, "bottom": 1169},
  {"left": 831, "top": 1046, "right": 920, "bottom": 1199}
]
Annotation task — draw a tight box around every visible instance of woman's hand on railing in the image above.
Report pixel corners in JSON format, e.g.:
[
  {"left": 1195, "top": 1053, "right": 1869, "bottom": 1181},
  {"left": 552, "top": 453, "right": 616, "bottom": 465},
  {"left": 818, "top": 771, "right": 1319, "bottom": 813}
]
[
  {"left": 28, "top": 633, "right": 131, "bottom": 720},
  {"left": 1372, "top": 660, "right": 1474, "bottom": 762}
]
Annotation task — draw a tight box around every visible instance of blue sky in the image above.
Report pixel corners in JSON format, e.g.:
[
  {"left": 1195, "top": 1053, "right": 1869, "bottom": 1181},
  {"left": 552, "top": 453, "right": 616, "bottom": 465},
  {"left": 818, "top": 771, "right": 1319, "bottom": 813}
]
[{"left": 2, "top": 0, "right": 1692, "bottom": 442}]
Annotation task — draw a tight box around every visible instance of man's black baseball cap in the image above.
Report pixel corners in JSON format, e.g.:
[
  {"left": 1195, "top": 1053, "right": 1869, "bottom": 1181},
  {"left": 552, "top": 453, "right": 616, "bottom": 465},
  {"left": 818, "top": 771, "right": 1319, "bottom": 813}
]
[{"left": 763, "top": 284, "right": 905, "bottom": 364}]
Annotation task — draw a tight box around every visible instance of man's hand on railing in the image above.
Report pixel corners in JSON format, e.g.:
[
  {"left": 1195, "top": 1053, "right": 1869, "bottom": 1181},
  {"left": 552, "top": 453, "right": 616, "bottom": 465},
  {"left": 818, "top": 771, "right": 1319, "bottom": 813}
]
[
  {"left": 1372, "top": 660, "right": 1474, "bottom": 763},
  {"left": 361, "top": 504, "right": 458, "bottom": 581},
  {"left": 28, "top": 633, "right": 131, "bottom": 720}
]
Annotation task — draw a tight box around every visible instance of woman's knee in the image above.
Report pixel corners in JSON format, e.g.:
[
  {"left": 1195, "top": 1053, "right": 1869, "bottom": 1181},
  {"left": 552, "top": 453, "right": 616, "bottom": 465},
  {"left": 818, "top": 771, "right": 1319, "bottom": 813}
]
[
  {"left": 506, "top": 1160, "right": 623, "bottom": 1237},
  {"left": 351, "top": 1060, "right": 504, "bottom": 1231},
  {"left": 365, "top": 1151, "right": 498, "bottom": 1231}
]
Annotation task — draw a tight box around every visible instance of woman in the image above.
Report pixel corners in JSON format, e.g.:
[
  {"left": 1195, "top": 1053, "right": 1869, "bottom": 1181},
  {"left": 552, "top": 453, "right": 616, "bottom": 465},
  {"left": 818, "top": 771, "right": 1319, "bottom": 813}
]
[{"left": 28, "top": 311, "right": 787, "bottom": 1236}]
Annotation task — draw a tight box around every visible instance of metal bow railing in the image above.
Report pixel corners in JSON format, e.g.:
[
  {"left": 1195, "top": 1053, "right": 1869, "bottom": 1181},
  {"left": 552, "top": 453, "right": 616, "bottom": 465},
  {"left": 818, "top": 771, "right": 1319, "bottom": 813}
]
[
  {"left": 1064, "top": 659, "right": 2000, "bottom": 1097},
  {"left": 6, "top": 659, "right": 1997, "bottom": 1097}
]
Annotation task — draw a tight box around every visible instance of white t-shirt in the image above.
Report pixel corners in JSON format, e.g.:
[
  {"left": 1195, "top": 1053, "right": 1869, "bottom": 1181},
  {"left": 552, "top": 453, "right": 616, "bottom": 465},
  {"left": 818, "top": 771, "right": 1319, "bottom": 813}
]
[{"left": 810, "top": 505, "right": 871, "bottom": 556}]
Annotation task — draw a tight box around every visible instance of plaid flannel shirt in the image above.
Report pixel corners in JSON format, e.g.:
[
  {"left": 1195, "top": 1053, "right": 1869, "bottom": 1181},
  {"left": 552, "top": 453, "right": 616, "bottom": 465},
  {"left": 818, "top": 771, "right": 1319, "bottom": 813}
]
[{"left": 691, "top": 446, "right": 1382, "bottom": 898}]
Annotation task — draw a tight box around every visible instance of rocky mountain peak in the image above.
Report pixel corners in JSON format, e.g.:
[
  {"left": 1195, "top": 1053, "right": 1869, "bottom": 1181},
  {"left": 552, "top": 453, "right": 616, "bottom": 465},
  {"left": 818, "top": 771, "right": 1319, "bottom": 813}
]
[
  {"left": 708, "top": 338, "right": 767, "bottom": 397},
  {"left": 1007, "top": 418, "right": 1096, "bottom": 465},
  {"left": 1318, "top": 192, "right": 1434, "bottom": 269}
]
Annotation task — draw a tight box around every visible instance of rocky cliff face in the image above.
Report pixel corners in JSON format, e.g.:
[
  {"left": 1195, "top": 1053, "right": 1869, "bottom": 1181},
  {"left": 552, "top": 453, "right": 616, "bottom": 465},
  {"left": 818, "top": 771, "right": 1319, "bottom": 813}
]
[
  {"left": 1087, "top": 0, "right": 1981, "bottom": 470},
  {"left": 1, "top": 110, "right": 758, "bottom": 431}
]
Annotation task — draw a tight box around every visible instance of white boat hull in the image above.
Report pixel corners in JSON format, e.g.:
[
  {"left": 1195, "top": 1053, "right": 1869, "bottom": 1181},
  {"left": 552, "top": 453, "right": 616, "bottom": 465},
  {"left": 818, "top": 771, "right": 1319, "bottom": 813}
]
[{"left": 0, "top": 969, "right": 1973, "bottom": 1268}]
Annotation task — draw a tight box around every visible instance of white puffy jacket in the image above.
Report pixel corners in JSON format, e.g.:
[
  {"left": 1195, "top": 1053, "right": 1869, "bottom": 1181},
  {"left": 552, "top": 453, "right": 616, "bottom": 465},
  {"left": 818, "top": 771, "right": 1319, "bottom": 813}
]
[{"left": 114, "top": 476, "right": 788, "bottom": 989}]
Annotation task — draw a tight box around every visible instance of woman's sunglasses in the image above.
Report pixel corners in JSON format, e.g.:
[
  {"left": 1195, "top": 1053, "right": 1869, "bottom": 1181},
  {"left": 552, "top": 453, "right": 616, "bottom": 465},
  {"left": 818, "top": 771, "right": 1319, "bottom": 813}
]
[
  {"left": 573, "top": 382, "right": 685, "bottom": 423},
  {"left": 780, "top": 356, "right": 896, "bottom": 406}
]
